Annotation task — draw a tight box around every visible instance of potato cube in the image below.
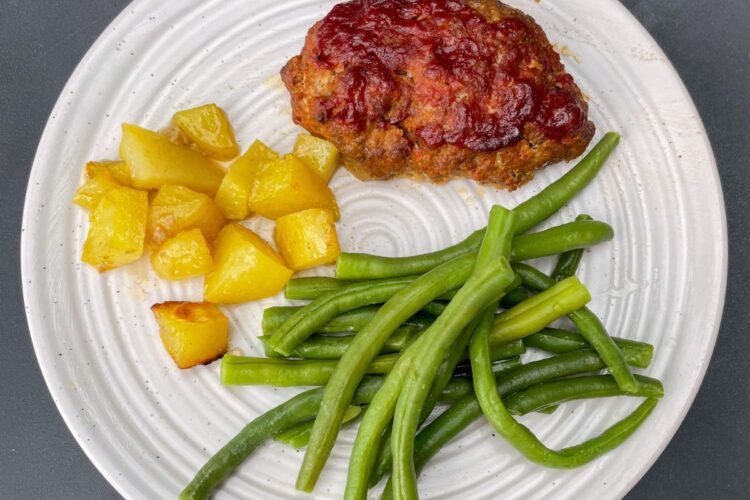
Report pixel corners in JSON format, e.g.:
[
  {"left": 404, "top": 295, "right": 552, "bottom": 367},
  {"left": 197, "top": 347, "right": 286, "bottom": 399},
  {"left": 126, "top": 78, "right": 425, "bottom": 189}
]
[
  {"left": 214, "top": 140, "right": 278, "bottom": 219},
  {"left": 248, "top": 154, "right": 339, "bottom": 220},
  {"left": 73, "top": 171, "right": 121, "bottom": 210},
  {"left": 204, "top": 224, "right": 292, "bottom": 304},
  {"left": 152, "top": 301, "right": 228, "bottom": 369},
  {"left": 147, "top": 184, "right": 226, "bottom": 246},
  {"left": 293, "top": 134, "right": 340, "bottom": 182},
  {"left": 150, "top": 229, "right": 213, "bottom": 280},
  {"left": 171, "top": 104, "right": 240, "bottom": 161},
  {"left": 120, "top": 124, "right": 225, "bottom": 195},
  {"left": 274, "top": 208, "right": 340, "bottom": 270},
  {"left": 82, "top": 186, "right": 148, "bottom": 271},
  {"left": 85, "top": 160, "right": 132, "bottom": 185}
]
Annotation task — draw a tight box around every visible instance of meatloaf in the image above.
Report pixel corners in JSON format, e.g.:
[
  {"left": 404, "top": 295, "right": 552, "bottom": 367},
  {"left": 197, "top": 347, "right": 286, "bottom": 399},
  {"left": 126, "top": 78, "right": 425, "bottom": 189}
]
[{"left": 281, "top": 0, "right": 594, "bottom": 190}]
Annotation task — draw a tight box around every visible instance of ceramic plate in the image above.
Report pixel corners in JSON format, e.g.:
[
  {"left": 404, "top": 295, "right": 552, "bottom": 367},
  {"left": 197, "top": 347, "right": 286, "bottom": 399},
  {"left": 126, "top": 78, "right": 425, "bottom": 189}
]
[{"left": 21, "top": 1, "right": 727, "bottom": 498}]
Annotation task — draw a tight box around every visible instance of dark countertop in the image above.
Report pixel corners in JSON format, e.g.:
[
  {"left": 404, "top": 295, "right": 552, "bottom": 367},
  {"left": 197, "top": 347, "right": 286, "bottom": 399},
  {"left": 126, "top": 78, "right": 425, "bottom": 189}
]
[{"left": 1, "top": 1, "right": 748, "bottom": 498}]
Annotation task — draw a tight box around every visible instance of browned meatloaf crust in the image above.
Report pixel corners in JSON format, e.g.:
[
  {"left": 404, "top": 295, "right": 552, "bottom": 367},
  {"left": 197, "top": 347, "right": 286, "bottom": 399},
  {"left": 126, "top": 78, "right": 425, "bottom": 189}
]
[{"left": 281, "top": 0, "right": 594, "bottom": 190}]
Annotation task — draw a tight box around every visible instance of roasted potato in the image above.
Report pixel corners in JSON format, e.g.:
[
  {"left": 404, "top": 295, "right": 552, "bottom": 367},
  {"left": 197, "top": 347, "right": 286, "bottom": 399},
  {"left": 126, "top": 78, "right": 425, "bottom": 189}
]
[
  {"left": 204, "top": 223, "right": 292, "bottom": 304},
  {"left": 150, "top": 229, "right": 213, "bottom": 280},
  {"left": 152, "top": 301, "right": 228, "bottom": 369},
  {"left": 248, "top": 154, "right": 339, "bottom": 220},
  {"left": 292, "top": 134, "right": 340, "bottom": 182},
  {"left": 85, "top": 160, "right": 132, "bottom": 186},
  {"left": 73, "top": 171, "right": 121, "bottom": 210},
  {"left": 120, "top": 124, "right": 225, "bottom": 195},
  {"left": 147, "top": 184, "right": 226, "bottom": 246},
  {"left": 82, "top": 186, "right": 148, "bottom": 272},
  {"left": 214, "top": 140, "right": 278, "bottom": 219},
  {"left": 274, "top": 208, "right": 340, "bottom": 270},
  {"left": 172, "top": 104, "right": 240, "bottom": 161}
]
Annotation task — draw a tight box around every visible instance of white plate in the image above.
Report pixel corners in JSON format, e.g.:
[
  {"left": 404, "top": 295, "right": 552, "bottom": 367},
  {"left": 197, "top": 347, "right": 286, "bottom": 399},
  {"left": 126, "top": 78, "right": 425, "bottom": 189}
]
[{"left": 21, "top": 1, "right": 727, "bottom": 499}]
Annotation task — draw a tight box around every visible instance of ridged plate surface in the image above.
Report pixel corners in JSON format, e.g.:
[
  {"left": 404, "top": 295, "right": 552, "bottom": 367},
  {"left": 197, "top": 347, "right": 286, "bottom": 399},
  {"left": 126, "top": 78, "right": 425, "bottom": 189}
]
[{"left": 21, "top": 1, "right": 727, "bottom": 499}]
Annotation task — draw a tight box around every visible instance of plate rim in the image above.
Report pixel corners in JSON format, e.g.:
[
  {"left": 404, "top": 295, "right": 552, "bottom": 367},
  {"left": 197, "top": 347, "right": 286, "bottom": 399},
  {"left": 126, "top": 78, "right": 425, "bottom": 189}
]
[{"left": 20, "top": 0, "right": 729, "bottom": 498}]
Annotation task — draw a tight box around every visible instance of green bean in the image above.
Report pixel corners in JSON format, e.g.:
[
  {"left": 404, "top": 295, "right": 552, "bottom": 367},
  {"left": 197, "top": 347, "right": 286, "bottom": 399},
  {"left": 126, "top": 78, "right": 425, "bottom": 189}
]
[
  {"left": 285, "top": 276, "right": 352, "bottom": 300},
  {"left": 551, "top": 214, "right": 592, "bottom": 281},
  {"left": 451, "top": 356, "right": 522, "bottom": 378},
  {"left": 525, "top": 328, "right": 654, "bottom": 369},
  {"left": 469, "top": 306, "right": 657, "bottom": 472},
  {"left": 345, "top": 257, "right": 515, "bottom": 499},
  {"left": 377, "top": 348, "right": 658, "bottom": 496},
  {"left": 489, "top": 276, "right": 592, "bottom": 345},
  {"left": 513, "top": 263, "right": 638, "bottom": 393},
  {"left": 274, "top": 406, "right": 362, "bottom": 449},
  {"left": 504, "top": 375, "right": 664, "bottom": 415},
  {"left": 263, "top": 305, "right": 433, "bottom": 335},
  {"left": 513, "top": 132, "right": 621, "bottom": 232},
  {"left": 258, "top": 325, "right": 418, "bottom": 360},
  {"left": 180, "top": 377, "right": 377, "bottom": 500},
  {"left": 180, "top": 373, "right": 482, "bottom": 499},
  {"left": 509, "top": 220, "right": 613, "bottom": 262},
  {"left": 336, "top": 219, "right": 613, "bottom": 281},
  {"left": 296, "top": 252, "right": 480, "bottom": 492},
  {"left": 267, "top": 276, "right": 418, "bottom": 357},
  {"left": 335, "top": 133, "right": 620, "bottom": 280},
  {"left": 391, "top": 206, "right": 517, "bottom": 500},
  {"left": 220, "top": 354, "right": 400, "bottom": 387}
]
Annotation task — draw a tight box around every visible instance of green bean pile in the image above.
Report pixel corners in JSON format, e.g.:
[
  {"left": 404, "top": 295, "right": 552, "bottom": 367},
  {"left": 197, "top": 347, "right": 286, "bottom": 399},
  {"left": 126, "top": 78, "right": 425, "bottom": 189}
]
[{"left": 181, "top": 132, "right": 664, "bottom": 500}]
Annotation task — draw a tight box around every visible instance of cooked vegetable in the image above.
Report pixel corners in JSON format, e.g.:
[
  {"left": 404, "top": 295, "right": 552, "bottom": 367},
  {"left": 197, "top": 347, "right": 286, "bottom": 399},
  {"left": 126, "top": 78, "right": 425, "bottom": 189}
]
[
  {"left": 376, "top": 348, "right": 658, "bottom": 492},
  {"left": 335, "top": 219, "right": 613, "bottom": 281},
  {"left": 470, "top": 315, "right": 657, "bottom": 469},
  {"left": 513, "top": 263, "right": 637, "bottom": 393},
  {"left": 203, "top": 223, "right": 292, "bottom": 304},
  {"left": 274, "top": 208, "right": 340, "bottom": 270},
  {"left": 120, "top": 123, "right": 225, "bottom": 195},
  {"left": 73, "top": 171, "right": 121, "bottom": 210},
  {"left": 525, "top": 328, "right": 654, "bottom": 369},
  {"left": 285, "top": 276, "right": 351, "bottom": 300},
  {"left": 147, "top": 184, "right": 226, "bottom": 246},
  {"left": 152, "top": 301, "right": 228, "bottom": 369},
  {"left": 221, "top": 354, "right": 399, "bottom": 386},
  {"left": 85, "top": 159, "right": 132, "bottom": 185},
  {"left": 214, "top": 140, "right": 279, "bottom": 219},
  {"left": 81, "top": 186, "right": 147, "bottom": 272},
  {"left": 150, "top": 229, "right": 213, "bottom": 280},
  {"left": 258, "top": 324, "right": 418, "bottom": 359},
  {"left": 334, "top": 133, "right": 620, "bottom": 280},
  {"left": 551, "top": 214, "right": 593, "bottom": 281},
  {"left": 265, "top": 274, "right": 423, "bottom": 357},
  {"left": 248, "top": 154, "right": 339, "bottom": 220},
  {"left": 180, "top": 375, "right": 477, "bottom": 500},
  {"left": 292, "top": 134, "right": 340, "bottom": 182},
  {"left": 274, "top": 406, "right": 361, "bottom": 450},
  {"left": 390, "top": 206, "right": 517, "bottom": 499},
  {"left": 171, "top": 104, "right": 240, "bottom": 161}
]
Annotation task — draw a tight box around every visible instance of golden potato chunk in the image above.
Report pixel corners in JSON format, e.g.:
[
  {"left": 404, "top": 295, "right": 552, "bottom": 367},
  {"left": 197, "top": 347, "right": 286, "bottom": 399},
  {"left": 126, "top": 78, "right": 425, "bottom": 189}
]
[
  {"left": 293, "top": 134, "right": 340, "bottom": 182},
  {"left": 274, "top": 208, "right": 340, "bottom": 270},
  {"left": 204, "top": 223, "right": 292, "bottom": 304},
  {"left": 85, "top": 160, "right": 132, "bottom": 186},
  {"left": 248, "top": 154, "right": 339, "bottom": 220},
  {"left": 171, "top": 104, "right": 240, "bottom": 161},
  {"left": 214, "top": 140, "right": 279, "bottom": 219},
  {"left": 147, "top": 184, "right": 226, "bottom": 246},
  {"left": 82, "top": 186, "right": 148, "bottom": 272},
  {"left": 73, "top": 171, "right": 121, "bottom": 210},
  {"left": 150, "top": 229, "right": 213, "bottom": 280},
  {"left": 120, "top": 123, "right": 225, "bottom": 195},
  {"left": 152, "top": 301, "right": 228, "bottom": 369}
]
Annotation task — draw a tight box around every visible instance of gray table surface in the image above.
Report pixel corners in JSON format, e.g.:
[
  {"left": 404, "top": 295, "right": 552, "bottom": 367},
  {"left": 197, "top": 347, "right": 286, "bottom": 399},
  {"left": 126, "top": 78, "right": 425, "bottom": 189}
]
[{"left": 1, "top": 1, "right": 748, "bottom": 498}]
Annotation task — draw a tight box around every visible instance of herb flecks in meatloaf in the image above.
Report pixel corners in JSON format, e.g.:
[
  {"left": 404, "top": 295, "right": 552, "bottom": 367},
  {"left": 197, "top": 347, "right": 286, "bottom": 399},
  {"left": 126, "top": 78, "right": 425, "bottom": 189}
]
[{"left": 281, "top": 0, "right": 594, "bottom": 190}]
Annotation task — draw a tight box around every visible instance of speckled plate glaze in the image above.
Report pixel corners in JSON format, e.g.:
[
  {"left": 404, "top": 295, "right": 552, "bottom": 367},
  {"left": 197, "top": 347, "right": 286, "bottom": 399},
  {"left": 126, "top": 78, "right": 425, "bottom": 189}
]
[{"left": 21, "top": 1, "right": 727, "bottom": 499}]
